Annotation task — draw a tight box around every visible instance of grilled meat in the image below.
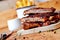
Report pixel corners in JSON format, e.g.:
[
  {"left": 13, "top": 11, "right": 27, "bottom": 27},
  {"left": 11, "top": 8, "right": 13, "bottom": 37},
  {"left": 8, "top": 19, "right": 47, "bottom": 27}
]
[
  {"left": 21, "top": 13, "right": 59, "bottom": 22},
  {"left": 23, "top": 22, "right": 42, "bottom": 30},
  {"left": 24, "top": 7, "right": 55, "bottom": 15},
  {"left": 21, "top": 7, "right": 60, "bottom": 30},
  {"left": 21, "top": 17, "right": 48, "bottom": 22}
]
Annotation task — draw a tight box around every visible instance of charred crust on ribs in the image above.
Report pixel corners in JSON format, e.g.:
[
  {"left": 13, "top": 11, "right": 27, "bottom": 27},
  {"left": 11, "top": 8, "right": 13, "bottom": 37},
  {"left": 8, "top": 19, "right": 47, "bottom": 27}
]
[
  {"left": 21, "top": 7, "right": 60, "bottom": 30},
  {"left": 24, "top": 7, "right": 56, "bottom": 15}
]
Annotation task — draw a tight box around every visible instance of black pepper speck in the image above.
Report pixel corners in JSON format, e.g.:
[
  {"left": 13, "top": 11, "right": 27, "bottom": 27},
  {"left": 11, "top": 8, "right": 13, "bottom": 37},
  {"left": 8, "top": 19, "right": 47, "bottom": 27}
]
[
  {"left": 38, "top": 31, "right": 41, "bottom": 33},
  {"left": 54, "top": 31, "right": 56, "bottom": 34},
  {"left": 23, "top": 37, "right": 25, "bottom": 39}
]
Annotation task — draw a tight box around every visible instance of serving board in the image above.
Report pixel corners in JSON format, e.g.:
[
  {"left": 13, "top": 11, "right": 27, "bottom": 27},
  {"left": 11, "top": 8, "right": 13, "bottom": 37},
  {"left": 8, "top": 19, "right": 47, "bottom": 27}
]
[{"left": 17, "top": 6, "right": 60, "bottom": 35}]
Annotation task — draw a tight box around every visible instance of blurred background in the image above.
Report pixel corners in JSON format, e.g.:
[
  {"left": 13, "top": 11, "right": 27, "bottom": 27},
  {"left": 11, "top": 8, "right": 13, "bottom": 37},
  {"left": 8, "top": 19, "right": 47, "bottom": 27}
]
[
  {"left": 16, "top": 0, "right": 60, "bottom": 10},
  {"left": 16, "top": 0, "right": 34, "bottom": 8}
]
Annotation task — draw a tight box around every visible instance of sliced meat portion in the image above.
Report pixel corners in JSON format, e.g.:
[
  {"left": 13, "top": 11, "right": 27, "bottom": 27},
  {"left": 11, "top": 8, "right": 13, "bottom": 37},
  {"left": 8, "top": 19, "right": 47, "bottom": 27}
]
[
  {"left": 24, "top": 7, "right": 55, "bottom": 15},
  {"left": 23, "top": 22, "right": 42, "bottom": 30},
  {"left": 28, "top": 12, "right": 59, "bottom": 18},
  {"left": 28, "top": 13, "right": 54, "bottom": 18},
  {"left": 21, "top": 17, "right": 48, "bottom": 22}
]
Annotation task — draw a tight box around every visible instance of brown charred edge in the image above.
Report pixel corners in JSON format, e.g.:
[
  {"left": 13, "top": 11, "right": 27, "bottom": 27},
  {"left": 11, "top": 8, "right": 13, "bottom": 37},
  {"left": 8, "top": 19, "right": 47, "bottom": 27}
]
[
  {"left": 23, "top": 22, "right": 42, "bottom": 30},
  {"left": 20, "top": 17, "right": 48, "bottom": 23},
  {"left": 24, "top": 7, "right": 56, "bottom": 15},
  {"left": 50, "top": 7, "right": 56, "bottom": 12},
  {"left": 24, "top": 12, "right": 58, "bottom": 18},
  {"left": 22, "top": 19, "right": 60, "bottom": 30}
]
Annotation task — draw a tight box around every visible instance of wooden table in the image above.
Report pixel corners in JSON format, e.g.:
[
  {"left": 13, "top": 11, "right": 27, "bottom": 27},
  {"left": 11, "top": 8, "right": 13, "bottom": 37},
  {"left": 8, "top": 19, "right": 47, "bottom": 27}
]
[
  {"left": 0, "top": 23, "right": 60, "bottom": 40},
  {"left": 0, "top": 27, "right": 9, "bottom": 33},
  {"left": 0, "top": 26, "right": 22, "bottom": 40}
]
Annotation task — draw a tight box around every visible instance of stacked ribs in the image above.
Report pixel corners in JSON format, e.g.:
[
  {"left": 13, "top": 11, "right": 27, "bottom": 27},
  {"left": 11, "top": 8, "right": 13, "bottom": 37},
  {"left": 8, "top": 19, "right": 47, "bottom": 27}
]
[{"left": 21, "top": 7, "right": 60, "bottom": 30}]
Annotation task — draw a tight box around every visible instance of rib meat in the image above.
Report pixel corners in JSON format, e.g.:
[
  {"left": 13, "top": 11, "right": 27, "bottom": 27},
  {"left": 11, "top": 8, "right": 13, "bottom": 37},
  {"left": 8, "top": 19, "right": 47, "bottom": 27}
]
[{"left": 24, "top": 7, "right": 55, "bottom": 15}]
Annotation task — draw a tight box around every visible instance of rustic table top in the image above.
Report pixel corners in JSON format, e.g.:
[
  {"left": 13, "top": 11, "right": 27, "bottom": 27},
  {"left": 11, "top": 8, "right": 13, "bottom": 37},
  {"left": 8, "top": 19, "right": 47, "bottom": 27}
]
[{"left": 0, "top": 23, "right": 60, "bottom": 40}]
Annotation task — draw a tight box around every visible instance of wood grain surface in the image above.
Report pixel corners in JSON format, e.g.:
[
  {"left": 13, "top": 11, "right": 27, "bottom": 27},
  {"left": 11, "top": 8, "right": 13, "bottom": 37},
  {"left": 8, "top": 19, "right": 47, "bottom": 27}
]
[
  {"left": 0, "top": 23, "right": 60, "bottom": 40},
  {"left": 36, "top": 0, "right": 60, "bottom": 10},
  {"left": 0, "top": 8, "right": 17, "bottom": 29}
]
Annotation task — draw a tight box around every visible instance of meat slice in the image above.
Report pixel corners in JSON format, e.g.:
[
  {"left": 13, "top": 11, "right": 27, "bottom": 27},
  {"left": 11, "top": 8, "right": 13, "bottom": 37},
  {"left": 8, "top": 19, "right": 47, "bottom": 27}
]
[
  {"left": 28, "top": 13, "right": 54, "bottom": 18},
  {"left": 21, "top": 17, "right": 48, "bottom": 22},
  {"left": 23, "top": 22, "right": 42, "bottom": 30},
  {"left": 24, "top": 7, "right": 55, "bottom": 15}
]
